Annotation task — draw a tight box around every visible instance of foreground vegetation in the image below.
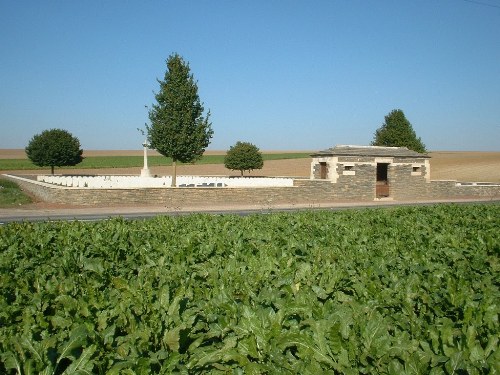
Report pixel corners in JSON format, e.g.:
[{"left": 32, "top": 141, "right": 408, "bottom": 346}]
[
  {"left": 1, "top": 204, "right": 499, "bottom": 373},
  {"left": 0, "top": 153, "right": 310, "bottom": 171},
  {"left": 0, "top": 178, "right": 32, "bottom": 207}
]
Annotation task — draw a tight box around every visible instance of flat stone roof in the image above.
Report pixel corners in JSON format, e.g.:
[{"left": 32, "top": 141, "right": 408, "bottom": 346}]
[{"left": 312, "top": 145, "right": 430, "bottom": 158}]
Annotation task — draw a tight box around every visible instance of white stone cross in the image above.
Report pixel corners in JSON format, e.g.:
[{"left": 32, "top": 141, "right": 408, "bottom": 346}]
[{"left": 141, "top": 139, "right": 151, "bottom": 177}]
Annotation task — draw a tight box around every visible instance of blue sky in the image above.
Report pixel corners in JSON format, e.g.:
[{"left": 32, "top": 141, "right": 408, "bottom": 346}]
[{"left": 1, "top": 0, "right": 499, "bottom": 151}]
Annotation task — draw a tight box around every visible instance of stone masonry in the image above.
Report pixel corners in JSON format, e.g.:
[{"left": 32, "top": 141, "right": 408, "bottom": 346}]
[{"left": 5, "top": 173, "right": 498, "bottom": 208}]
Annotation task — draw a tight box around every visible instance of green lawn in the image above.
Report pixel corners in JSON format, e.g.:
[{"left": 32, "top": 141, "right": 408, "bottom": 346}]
[{"left": 0, "top": 153, "right": 311, "bottom": 171}]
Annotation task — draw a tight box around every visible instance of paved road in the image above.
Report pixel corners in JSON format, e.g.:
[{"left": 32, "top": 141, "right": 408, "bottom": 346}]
[
  {"left": 1, "top": 198, "right": 498, "bottom": 224},
  {"left": 0, "top": 205, "right": 367, "bottom": 224},
  {"left": 0, "top": 208, "right": 267, "bottom": 224}
]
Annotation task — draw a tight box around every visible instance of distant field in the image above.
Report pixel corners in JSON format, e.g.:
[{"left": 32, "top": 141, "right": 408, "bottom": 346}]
[
  {"left": 0, "top": 149, "right": 312, "bottom": 159},
  {"left": 0, "top": 150, "right": 311, "bottom": 173},
  {"left": 1, "top": 149, "right": 499, "bottom": 182},
  {"left": 427, "top": 151, "right": 500, "bottom": 182}
]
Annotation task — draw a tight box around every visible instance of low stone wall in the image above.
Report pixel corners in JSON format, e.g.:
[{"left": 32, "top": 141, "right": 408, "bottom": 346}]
[
  {"left": 391, "top": 179, "right": 500, "bottom": 201},
  {"left": 7, "top": 175, "right": 336, "bottom": 207},
  {"left": 428, "top": 180, "right": 500, "bottom": 199},
  {"left": 4, "top": 174, "right": 500, "bottom": 207}
]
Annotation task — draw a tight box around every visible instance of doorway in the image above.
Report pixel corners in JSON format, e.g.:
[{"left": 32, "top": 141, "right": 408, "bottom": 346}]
[
  {"left": 376, "top": 163, "right": 390, "bottom": 198},
  {"left": 319, "top": 162, "right": 327, "bottom": 179}
]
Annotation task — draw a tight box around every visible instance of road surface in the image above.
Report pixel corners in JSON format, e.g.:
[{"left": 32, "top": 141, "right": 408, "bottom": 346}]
[{"left": 1, "top": 198, "right": 498, "bottom": 224}]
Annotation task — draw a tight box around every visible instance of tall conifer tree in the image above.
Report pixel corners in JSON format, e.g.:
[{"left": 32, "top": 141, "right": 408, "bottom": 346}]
[
  {"left": 147, "top": 53, "right": 213, "bottom": 186},
  {"left": 372, "top": 109, "right": 426, "bottom": 153}
]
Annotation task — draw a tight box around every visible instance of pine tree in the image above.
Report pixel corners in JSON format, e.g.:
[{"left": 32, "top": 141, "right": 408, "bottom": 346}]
[
  {"left": 146, "top": 53, "right": 213, "bottom": 186},
  {"left": 372, "top": 109, "right": 426, "bottom": 153}
]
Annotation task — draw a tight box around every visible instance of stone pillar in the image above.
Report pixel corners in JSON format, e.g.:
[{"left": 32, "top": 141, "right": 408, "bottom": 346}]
[{"left": 141, "top": 140, "right": 151, "bottom": 177}]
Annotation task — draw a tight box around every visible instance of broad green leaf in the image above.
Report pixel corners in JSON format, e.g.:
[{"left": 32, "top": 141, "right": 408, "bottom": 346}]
[
  {"left": 62, "top": 344, "right": 96, "bottom": 374},
  {"left": 445, "top": 351, "right": 465, "bottom": 374},
  {"left": 19, "top": 336, "right": 44, "bottom": 364},
  {"left": 2, "top": 351, "right": 22, "bottom": 373},
  {"left": 82, "top": 258, "right": 104, "bottom": 274},
  {"left": 106, "top": 360, "right": 137, "bottom": 375},
  {"left": 388, "top": 359, "right": 404, "bottom": 375},
  {"left": 55, "top": 325, "right": 88, "bottom": 370},
  {"left": 112, "top": 277, "right": 129, "bottom": 290},
  {"left": 484, "top": 334, "right": 498, "bottom": 358},
  {"left": 101, "top": 324, "right": 116, "bottom": 346},
  {"left": 51, "top": 315, "right": 72, "bottom": 329},
  {"left": 23, "top": 358, "right": 35, "bottom": 375},
  {"left": 468, "top": 344, "right": 484, "bottom": 362},
  {"left": 163, "top": 327, "right": 180, "bottom": 352}
]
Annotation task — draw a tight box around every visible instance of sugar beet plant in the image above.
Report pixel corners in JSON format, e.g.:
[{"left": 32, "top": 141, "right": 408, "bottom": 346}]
[{"left": 1, "top": 204, "right": 499, "bottom": 374}]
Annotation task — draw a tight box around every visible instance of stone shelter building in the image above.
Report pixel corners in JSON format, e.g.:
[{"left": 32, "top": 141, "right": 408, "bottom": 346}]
[{"left": 310, "top": 145, "right": 431, "bottom": 200}]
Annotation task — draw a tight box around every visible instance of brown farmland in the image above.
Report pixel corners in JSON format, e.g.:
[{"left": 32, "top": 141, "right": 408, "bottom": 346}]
[{"left": 1, "top": 149, "right": 499, "bottom": 183}]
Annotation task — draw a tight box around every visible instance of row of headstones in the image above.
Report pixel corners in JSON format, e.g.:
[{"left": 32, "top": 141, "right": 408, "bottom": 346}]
[{"left": 36, "top": 175, "right": 294, "bottom": 188}]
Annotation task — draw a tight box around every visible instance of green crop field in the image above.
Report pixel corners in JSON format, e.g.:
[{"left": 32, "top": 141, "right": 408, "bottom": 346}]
[
  {"left": 0, "top": 153, "right": 310, "bottom": 171},
  {"left": 1, "top": 204, "right": 499, "bottom": 373}
]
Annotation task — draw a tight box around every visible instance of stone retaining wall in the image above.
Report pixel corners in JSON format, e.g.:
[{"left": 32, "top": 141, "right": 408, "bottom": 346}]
[
  {"left": 7, "top": 176, "right": 336, "bottom": 207},
  {"left": 428, "top": 180, "right": 500, "bottom": 199},
  {"left": 4, "top": 174, "right": 500, "bottom": 207}
]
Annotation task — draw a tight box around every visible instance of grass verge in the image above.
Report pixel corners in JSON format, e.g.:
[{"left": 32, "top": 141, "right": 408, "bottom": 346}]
[{"left": 0, "top": 178, "right": 32, "bottom": 207}]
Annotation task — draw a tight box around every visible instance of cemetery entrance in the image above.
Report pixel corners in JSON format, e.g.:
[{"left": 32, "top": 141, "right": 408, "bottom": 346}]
[{"left": 376, "top": 163, "right": 390, "bottom": 198}]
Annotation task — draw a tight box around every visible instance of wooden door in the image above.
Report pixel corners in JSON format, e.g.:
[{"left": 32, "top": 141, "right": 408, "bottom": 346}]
[{"left": 320, "top": 162, "right": 327, "bottom": 179}]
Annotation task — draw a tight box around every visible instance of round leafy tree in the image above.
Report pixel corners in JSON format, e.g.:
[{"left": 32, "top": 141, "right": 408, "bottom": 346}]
[
  {"left": 372, "top": 109, "right": 427, "bottom": 153},
  {"left": 25, "top": 128, "right": 83, "bottom": 174},
  {"left": 224, "top": 141, "right": 264, "bottom": 176},
  {"left": 146, "top": 53, "right": 213, "bottom": 186}
]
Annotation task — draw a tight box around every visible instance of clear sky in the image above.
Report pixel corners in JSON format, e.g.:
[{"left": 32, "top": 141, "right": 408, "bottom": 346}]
[{"left": 1, "top": 0, "right": 499, "bottom": 151}]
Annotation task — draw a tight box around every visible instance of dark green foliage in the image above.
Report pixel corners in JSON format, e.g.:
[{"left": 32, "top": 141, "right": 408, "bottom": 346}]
[
  {"left": 25, "top": 128, "right": 83, "bottom": 174},
  {"left": 1, "top": 204, "right": 499, "bottom": 373},
  {"left": 372, "top": 109, "right": 427, "bottom": 153},
  {"left": 146, "top": 53, "right": 213, "bottom": 185},
  {"left": 224, "top": 141, "right": 264, "bottom": 176}
]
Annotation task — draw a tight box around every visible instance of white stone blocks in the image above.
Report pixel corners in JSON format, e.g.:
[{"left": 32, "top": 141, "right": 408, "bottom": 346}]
[{"left": 36, "top": 175, "right": 294, "bottom": 188}]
